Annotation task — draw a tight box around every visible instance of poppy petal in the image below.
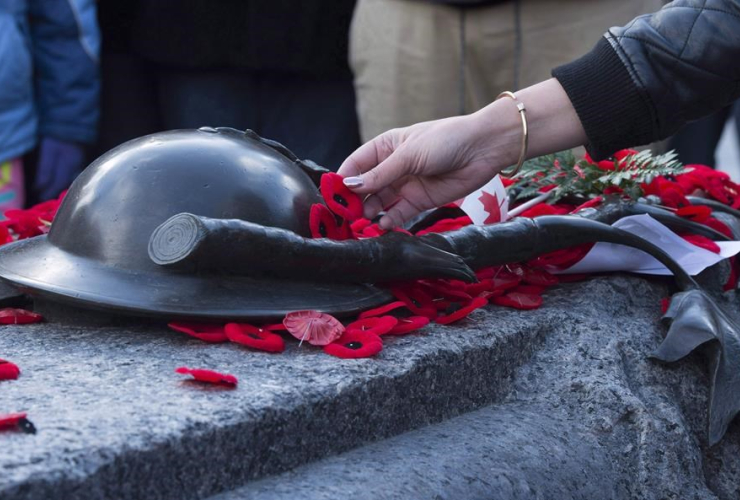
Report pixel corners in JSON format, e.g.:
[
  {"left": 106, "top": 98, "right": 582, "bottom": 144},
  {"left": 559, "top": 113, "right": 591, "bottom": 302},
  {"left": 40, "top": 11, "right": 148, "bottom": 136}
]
[
  {"left": 224, "top": 323, "right": 285, "bottom": 353},
  {"left": 283, "top": 310, "right": 345, "bottom": 346},
  {"left": 167, "top": 322, "right": 228, "bottom": 343},
  {"left": 386, "top": 316, "right": 430, "bottom": 335},
  {"left": 512, "top": 284, "right": 546, "bottom": 295},
  {"left": 676, "top": 205, "right": 712, "bottom": 222},
  {"left": 390, "top": 286, "right": 438, "bottom": 319},
  {"left": 0, "top": 359, "right": 20, "bottom": 380},
  {"left": 0, "top": 308, "right": 43, "bottom": 325},
  {"left": 682, "top": 234, "right": 720, "bottom": 253},
  {"left": 492, "top": 292, "right": 543, "bottom": 310},
  {"left": 660, "top": 297, "right": 671, "bottom": 315},
  {"left": 323, "top": 329, "right": 383, "bottom": 359},
  {"left": 346, "top": 316, "right": 398, "bottom": 336},
  {"left": 309, "top": 203, "right": 354, "bottom": 240},
  {"left": 321, "top": 173, "right": 364, "bottom": 221},
  {"left": 520, "top": 266, "right": 558, "bottom": 287},
  {"left": 175, "top": 366, "right": 237, "bottom": 385},
  {"left": 358, "top": 301, "right": 408, "bottom": 319},
  {"left": 0, "top": 412, "right": 36, "bottom": 433},
  {"left": 436, "top": 297, "right": 487, "bottom": 325}
]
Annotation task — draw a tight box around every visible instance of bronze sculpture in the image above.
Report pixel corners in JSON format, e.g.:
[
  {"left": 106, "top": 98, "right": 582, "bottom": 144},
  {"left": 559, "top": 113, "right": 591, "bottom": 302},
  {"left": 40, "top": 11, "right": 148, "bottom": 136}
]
[{"left": 0, "top": 127, "right": 737, "bottom": 444}]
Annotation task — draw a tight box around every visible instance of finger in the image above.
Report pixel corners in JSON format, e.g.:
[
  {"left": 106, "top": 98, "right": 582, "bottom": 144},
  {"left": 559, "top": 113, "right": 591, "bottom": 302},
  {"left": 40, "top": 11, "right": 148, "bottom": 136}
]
[
  {"left": 378, "top": 197, "right": 429, "bottom": 230},
  {"left": 337, "top": 132, "right": 397, "bottom": 178},
  {"left": 347, "top": 151, "right": 413, "bottom": 196},
  {"left": 362, "top": 186, "right": 399, "bottom": 219}
]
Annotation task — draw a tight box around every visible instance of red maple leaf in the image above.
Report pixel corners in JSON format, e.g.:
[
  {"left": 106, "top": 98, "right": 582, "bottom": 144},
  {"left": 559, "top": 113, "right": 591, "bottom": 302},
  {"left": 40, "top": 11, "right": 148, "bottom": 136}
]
[{"left": 478, "top": 191, "right": 501, "bottom": 224}]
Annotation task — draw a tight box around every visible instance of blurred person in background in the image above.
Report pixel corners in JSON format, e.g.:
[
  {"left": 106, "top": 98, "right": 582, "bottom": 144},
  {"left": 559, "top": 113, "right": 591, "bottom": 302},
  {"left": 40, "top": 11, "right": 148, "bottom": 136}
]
[
  {"left": 350, "top": 0, "right": 664, "bottom": 142},
  {"left": 668, "top": 101, "right": 740, "bottom": 168},
  {"left": 0, "top": 0, "right": 99, "bottom": 209},
  {"left": 96, "top": 1, "right": 359, "bottom": 170}
]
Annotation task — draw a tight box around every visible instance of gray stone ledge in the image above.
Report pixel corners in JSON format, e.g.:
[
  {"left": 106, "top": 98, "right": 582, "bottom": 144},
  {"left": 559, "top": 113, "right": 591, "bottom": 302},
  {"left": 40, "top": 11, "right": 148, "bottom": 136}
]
[{"left": 2, "top": 273, "right": 738, "bottom": 500}]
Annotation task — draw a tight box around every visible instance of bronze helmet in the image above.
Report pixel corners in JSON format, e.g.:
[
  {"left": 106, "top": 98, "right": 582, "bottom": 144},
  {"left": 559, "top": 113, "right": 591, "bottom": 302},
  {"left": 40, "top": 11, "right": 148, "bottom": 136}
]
[{"left": 0, "top": 128, "right": 389, "bottom": 320}]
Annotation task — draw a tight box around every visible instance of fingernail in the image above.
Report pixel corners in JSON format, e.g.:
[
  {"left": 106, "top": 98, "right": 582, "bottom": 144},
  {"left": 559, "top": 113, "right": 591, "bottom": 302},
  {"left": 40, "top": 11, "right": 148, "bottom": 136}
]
[{"left": 343, "top": 176, "right": 364, "bottom": 188}]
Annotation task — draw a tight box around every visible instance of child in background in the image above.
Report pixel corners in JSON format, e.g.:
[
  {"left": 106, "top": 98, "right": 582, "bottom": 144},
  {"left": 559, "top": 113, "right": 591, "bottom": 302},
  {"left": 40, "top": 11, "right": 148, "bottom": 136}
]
[{"left": 0, "top": 0, "right": 100, "bottom": 216}]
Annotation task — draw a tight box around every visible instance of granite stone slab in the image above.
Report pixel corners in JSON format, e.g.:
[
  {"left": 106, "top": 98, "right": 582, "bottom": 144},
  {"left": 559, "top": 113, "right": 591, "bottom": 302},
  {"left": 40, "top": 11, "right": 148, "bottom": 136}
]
[
  {"left": 213, "top": 274, "right": 740, "bottom": 500},
  {"left": 2, "top": 271, "right": 738, "bottom": 500}
]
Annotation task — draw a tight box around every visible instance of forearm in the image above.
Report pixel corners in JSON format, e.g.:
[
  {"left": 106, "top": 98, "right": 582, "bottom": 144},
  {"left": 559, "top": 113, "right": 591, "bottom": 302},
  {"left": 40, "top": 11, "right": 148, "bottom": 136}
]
[{"left": 469, "top": 78, "right": 588, "bottom": 171}]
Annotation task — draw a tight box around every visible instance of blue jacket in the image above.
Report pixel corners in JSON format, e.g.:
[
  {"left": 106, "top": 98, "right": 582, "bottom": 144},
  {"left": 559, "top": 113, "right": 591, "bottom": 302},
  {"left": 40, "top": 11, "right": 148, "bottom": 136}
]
[{"left": 0, "top": 0, "right": 99, "bottom": 163}]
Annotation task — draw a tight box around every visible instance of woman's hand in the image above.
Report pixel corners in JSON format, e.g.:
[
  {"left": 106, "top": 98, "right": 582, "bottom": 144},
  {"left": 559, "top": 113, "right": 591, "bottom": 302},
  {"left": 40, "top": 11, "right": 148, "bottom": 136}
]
[{"left": 337, "top": 78, "right": 588, "bottom": 229}]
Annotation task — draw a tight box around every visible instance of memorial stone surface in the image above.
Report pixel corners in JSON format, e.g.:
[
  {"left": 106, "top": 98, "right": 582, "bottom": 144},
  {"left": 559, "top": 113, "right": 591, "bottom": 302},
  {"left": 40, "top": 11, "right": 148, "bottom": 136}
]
[{"left": 2, "top": 269, "right": 740, "bottom": 500}]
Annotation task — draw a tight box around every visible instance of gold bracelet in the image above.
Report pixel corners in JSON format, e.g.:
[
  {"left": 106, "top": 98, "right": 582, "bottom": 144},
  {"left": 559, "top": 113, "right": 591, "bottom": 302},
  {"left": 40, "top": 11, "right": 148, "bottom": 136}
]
[{"left": 495, "top": 91, "right": 528, "bottom": 177}]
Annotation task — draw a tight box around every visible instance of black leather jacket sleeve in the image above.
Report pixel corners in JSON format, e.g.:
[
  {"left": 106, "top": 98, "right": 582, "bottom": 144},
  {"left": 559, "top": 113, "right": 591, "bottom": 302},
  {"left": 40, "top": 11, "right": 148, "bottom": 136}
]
[{"left": 552, "top": 0, "right": 740, "bottom": 160}]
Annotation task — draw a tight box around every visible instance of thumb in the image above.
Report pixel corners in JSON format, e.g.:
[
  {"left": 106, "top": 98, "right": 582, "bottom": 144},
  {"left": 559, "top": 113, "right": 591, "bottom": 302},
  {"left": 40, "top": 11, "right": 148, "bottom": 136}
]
[{"left": 343, "top": 150, "right": 411, "bottom": 195}]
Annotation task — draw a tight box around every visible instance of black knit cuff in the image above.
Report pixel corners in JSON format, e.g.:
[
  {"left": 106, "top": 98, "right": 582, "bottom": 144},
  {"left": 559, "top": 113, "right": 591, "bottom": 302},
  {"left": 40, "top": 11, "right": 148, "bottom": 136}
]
[{"left": 552, "top": 36, "right": 655, "bottom": 160}]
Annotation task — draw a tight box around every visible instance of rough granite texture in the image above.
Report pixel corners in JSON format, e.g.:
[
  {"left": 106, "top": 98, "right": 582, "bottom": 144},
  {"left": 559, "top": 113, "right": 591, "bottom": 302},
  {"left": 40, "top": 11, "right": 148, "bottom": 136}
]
[{"left": 2, "top": 270, "right": 740, "bottom": 499}]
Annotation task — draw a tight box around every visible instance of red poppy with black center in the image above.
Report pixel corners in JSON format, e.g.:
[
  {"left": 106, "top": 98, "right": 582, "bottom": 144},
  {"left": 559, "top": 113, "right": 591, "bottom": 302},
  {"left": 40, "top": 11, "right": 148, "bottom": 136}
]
[
  {"left": 346, "top": 316, "right": 398, "bottom": 336},
  {"left": 358, "top": 300, "right": 408, "bottom": 319},
  {"left": 224, "top": 323, "right": 285, "bottom": 353},
  {"left": 175, "top": 366, "right": 238, "bottom": 386},
  {"left": 492, "top": 291, "right": 543, "bottom": 310},
  {"left": 386, "top": 316, "right": 430, "bottom": 335},
  {"left": 167, "top": 322, "right": 228, "bottom": 343},
  {"left": 0, "top": 308, "right": 43, "bottom": 325},
  {"left": 391, "top": 285, "right": 438, "bottom": 319},
  {"left": 320, "top": 173, "right": 364, "bottom": 221},
  {"left": 0, "top": 412, "right": 36, "bottom": 434},
  {"left": 436, "top": 297, "right": 487, "bottom": 325},
  {"left": 309, "top": 204, "right": 354, "bottom": 240},
  {"left": 0, "top": 359, "right": 20, "bottom": 381},
  {"left": 324, "top": 329, "right": 383, "bottom": 359}
]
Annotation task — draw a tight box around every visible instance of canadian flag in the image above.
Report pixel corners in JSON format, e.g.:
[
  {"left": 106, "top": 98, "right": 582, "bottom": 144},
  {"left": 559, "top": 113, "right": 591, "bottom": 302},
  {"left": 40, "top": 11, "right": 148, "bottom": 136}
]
[{"left": 457, "top": 175, "right": 509, "bottom": 225}]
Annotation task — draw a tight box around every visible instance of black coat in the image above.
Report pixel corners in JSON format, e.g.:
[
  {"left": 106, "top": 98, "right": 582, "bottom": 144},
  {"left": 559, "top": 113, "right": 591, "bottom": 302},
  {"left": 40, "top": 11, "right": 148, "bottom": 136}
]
[
  {"left": 103, "top": 0, "right": 356, "bottom": 78},
  {"left": 553, "top": 0, "right": 740, "bottom": 160}
]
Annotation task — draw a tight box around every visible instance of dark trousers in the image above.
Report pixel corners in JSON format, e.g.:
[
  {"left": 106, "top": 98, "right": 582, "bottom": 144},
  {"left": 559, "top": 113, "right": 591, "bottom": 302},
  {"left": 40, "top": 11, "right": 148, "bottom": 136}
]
[
  {"left": 668, "top": 101, "right": 740, "bottom": 168},
  {"left": 95, "top": 54, "right": 360, "bottom": 170}
]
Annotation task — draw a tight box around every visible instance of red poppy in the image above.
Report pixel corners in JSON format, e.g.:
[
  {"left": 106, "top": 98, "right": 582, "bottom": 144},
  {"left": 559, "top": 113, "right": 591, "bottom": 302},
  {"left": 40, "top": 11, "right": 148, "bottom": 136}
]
[
  {"left": 3, "top": 210, "right": 45, "bottom": 239},
  {"left": 475, "top": 267, "right": 496, "bottom": 280},
  {"left": 386, "top": 316, "right": 430, "bottom": 335},
  {"left": 0, "top": 223, "right": 12, "bottom": 246},
  {"left": 346, "top": 316, "right": 398, "bottom": 336},
  {"left": 350, "top": 218, "right": 372, "bottom": 234},
  {"left": 659, "top": 186, "right": 689, "bottom": 208},
  {"left": 0, "top": 308, "right": 43, "bottom": 325},
  {"left": 0, "top": 359, "right": 20, "bottom": 380},
  {"left": 167, "top": 322, "right": 228, "bottom": 343},
  {"left": 436, "top": 297, "right": 487, "bottom": 325},
  {"left": 660, "top": 297, "right": 671, "bottom": 315},
  {"left": 675, "top": 205, "right": 712, "bottom": 223},
  {"left": 682, "top": 234, "right": 720, "bottom": 253},
  {"left": 283, "top": 310, "right": 345, "bottom": 346},
  {"left": 358, "top": 301, "right": 407, "bottom": 319},
  {"left": 175, "top": 366, "right": 237, "bottom": 386},
  {"left": 602, "top": 186, "right": 624, "bottom": 195},
  {"left": 309, "top": 204, "right": 354, "bottom": 240},
  {"left": 704, "top": 217, "right": 733, "bottom": 239},
  {"left": 419, "top": 280, "right": 473, "bottom": 303},
  {"left": 415, "top": 216, "right": 472, "bottom": 235},
  {"left": 572, "top": 196, "right": 603, "bottom": 213},
  {"left": 528, "top": 244, "right": 593, "bottom": 270},
  {"left": 506, "top": 264, "right": 557, "bottom": 287},
  {"left": 490, "top": 269, "right": 521, "bottom": 292},
  {"left": 320, "top": 173, "right": 364, "bottom": 221},
  {"left": 391, "top": 286, "right": 438, "bottom": 319},
  {"left": 323, "top": 329, "right": 383, "bottom": 359},
  {"left": 224, "top": 323, "right": 285, "bottom": 353},
  {"left": 492, "top": 291, "right": 543, "bottom": 310},
  {"left": 464, "top": 279, "right": 494, "bottom": 297},
  {"left": 519, "top": 203, "right": 570, "bottom": 219},
  {"left": 0, "top": 412, "right": 36, "bottom": 434}
]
